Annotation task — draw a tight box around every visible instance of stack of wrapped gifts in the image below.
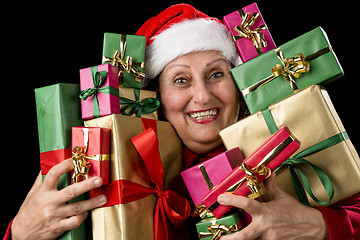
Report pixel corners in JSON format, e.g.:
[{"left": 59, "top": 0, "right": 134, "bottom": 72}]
[{"left": 33, "top": 2, "right": 360, "bottom": 240}]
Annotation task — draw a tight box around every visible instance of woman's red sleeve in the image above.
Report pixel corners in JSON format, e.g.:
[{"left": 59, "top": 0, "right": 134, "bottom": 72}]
[
  {"left": 316, "top": 192, "right": 360, "bottom": 240},
  {"left": 3, "top": 219, "right": 13, "bottom": 240}
]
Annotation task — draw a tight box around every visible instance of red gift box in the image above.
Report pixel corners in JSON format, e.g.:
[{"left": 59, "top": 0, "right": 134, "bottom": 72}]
[
  {"left": 202, "top": 127, "right": 300, "bottom": 219},
  {"left": 71, "top": 127, "right": 110, "bottom": 185}
]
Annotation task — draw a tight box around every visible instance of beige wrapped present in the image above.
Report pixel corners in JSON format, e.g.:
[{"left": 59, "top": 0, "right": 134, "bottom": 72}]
[
  {"left": 220, "top": 85, "right": 360, "bottom": 206},
  {"left": 85, "top": 114, "right": 189, "bottom": 240}
]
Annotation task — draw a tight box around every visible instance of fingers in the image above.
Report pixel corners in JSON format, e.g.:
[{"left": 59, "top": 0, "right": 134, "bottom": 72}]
[
  {"left": 263, "top": 172, "right": 288, "bottom": 201},
  {"left": 58, "top": 177, "right": 104, "bottom": 203},
  {"left": 220, "top": 224, "right": 261, "bottom": 240},
  {"left": 217, "top": 193, "right": 262, "bottom": 215},
  {"left": 58, "top": 211, "right": 89, "bottom": 233},
  {"left": 62, "top": 194, "right": 107, "bottom": 217},
  {"left": 44, "top": 158, "right": 74, "bottom": 190},
  {"left": 28, "top": 171, "right": 43, "bottom": 196}
]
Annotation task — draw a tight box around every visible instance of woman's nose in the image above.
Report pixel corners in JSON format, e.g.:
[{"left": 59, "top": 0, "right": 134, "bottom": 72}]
[{"left": 191, "top": 80, "right": 212, "bottom": 105}]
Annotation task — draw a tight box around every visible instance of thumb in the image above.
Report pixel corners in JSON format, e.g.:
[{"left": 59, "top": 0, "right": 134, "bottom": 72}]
[{"left": 263, "top": 172, "right": 285, "bottom": 200}]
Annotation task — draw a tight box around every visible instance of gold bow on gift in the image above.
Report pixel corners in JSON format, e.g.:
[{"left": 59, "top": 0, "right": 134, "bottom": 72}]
[
  {"left": 241, "top": 46, "right": 333, "bottom": 97},
  {"left": 72, "top": 146, "right": 92, "bottom": 183},
  {"left": 240, "top": 163, "right": 271, "bottom": 199},
  {"left": 199, "top": 220, "right": 239, "bottom": 240},
  {"left": 72, "top": 128, "right": 109, "bottom": 183},
  {"left": 233, "top": 9, "right": 268, "bottom": 55},
  {"left": 102, "top": 34, "right": 145, "bottom": 83}
]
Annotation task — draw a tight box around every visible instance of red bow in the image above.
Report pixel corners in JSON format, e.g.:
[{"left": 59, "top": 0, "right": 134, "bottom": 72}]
[
  {"left": 90, "top": 127, "right": 190, "bottom": 240},
  {"left": 131, "top": 128, "right": 190, "bottom": 240}
]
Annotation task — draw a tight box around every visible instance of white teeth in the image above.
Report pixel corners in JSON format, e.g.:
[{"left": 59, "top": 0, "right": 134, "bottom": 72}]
[{"left": 189, "top": 109, "right": 218, "bottom": 119}]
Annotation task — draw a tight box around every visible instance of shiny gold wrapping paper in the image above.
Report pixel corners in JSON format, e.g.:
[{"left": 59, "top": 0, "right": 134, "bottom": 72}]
[
  {"left": 119, "top": 87, "right": 158, "bottom": 120},
  {"left": 219, "top": 85, "right": 360, "bottom": 206},
  {"left": 85, "top": 114, "right": 185, "bottom": 240}
]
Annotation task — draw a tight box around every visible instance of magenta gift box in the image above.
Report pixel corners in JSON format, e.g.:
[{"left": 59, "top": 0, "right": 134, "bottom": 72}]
[
  {"left": 223, "top": 2, "right": 276, "bottom": 63},
  {"left": 80, "top": 63, "right": 120, "bottom": 119},
  {"left": 181, "top": 147, "right": 244, "bottom": 207}
]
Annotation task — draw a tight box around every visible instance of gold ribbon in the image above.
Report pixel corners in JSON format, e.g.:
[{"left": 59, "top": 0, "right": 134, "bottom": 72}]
[
  {"left": 233, "top": 9, "right": 268, "bottom": 55},
  {"left": 206, "top": 135, "right": 295, "bottom": 213},
  {"left": 199, "top": 219, "right": 239, "bottom": 240},
  {"left": 240, "top": 163, "right": 271, "bottom": 198},
  {"left": 241, "top": 46, "right": 332, "bottom": 96},
  {"left": 72, "top": 128, "right": 110, "bottom": 183},
  {"left": 102, "top": 34, "right": 145, "bottom": 83}
]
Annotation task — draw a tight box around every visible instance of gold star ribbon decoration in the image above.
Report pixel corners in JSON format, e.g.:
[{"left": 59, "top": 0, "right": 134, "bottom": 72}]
[{"left": 233, "top": 9, "right": 268, "bottom": 55}]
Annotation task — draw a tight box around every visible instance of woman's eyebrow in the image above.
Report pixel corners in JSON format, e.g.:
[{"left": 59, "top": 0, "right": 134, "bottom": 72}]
[
  {"left": 165, "top": 63, "right": 191, "bottom": 71},
  {"left": 206, "top": 58, "right": 227, "bottom": 67}
]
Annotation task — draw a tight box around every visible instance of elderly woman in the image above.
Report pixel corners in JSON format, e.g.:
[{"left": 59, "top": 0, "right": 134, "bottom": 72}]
[{"left": 6, "top": 4, "right": 360, "bottom": 240}]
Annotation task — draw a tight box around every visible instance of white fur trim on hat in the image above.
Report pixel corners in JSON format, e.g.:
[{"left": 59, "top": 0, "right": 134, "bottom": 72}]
[{"left": 144, "top": 18, "right": 242, "bottom": 81}]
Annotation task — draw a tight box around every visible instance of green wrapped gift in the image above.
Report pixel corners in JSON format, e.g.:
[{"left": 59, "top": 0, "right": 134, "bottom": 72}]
[
  {"left": 35, "top": 83, "right": 90, "bottom": 240},
  {"left": 196, "top": 212, "right": 242, "bottom": 240},
  {"left": 231, "top": 26, "right": 344, "bottom": 114},
  {"left": 102, "top": 33, "right": 146, "bottom": 89}
]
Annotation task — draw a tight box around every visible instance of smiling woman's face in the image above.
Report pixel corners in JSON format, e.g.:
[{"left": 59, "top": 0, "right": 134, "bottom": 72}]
[{"left": 158, "top": 50, "right": 240, "bottom": 154}]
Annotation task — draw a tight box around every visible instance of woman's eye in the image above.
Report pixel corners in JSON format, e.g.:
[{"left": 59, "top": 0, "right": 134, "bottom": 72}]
[
  {"left": 210, "top": 72, "right": 224, "bottom": 79},
  {"left": 174, "top": 78, "right": 188, "bottom": 85}
]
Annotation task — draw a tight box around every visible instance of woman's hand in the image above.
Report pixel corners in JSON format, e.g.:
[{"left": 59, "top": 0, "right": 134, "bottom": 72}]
[
  {"left": 217, "top": 173, "right": 328, "bottom": 240},
  {"left": 11, "top": 158, "right": 107, "bottom": 240}
]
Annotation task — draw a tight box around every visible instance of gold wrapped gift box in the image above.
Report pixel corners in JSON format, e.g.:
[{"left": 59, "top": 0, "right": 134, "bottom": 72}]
[
  {"left": 220, "top": 85, "right": 360, "bottom": 206},
  {"left": 119, "top": 87, "right": 159, "bottom": 120},
  {"left": 85, "top": 114, "right": 188, "bottom": 240}
]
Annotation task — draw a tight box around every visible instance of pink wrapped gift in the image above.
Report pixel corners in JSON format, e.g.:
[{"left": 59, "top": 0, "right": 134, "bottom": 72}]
[
  {"left": 223, "top": 2, "right": 276, "bottom": 63},
  {"left": 181, "top": 147, "right": 244, "bottom": 207},
  {"left": 79, "top": 63, "right": 120, "bottom": 119}
]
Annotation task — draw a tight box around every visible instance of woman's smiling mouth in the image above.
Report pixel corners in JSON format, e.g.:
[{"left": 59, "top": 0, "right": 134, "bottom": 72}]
[{"left": 187, "top": 108, "right": 219, "bottom": 123}]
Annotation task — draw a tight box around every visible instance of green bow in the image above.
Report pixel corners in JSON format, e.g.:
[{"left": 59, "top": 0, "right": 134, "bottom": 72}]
[
  {"left": 79, "top": 66, "right": 119, "bottom": 117},
  {"left": 261, "top": 108, "right": 340, "bottom": 206},
  {"left": 120, "top": 88, "right": 160, "bottom": 117}
]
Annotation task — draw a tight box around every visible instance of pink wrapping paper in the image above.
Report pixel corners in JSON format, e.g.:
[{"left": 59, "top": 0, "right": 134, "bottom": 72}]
[
  {"left": 223, "top": 2, "right": 276, "bottom": 62},
  {"left": 80, "top": 63, "right": 120, "bottom": 119},
  {"left": 181, "top": 148, "right": 244, "bottom": 207}
]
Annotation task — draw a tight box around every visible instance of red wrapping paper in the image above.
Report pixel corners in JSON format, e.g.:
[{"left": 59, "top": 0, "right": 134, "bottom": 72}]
[
  {"left": 72, "top": 127, "right": 110, "bottom": 185},
  {"left": 202, "top": 127, "right": 300, "bottom": 219}
]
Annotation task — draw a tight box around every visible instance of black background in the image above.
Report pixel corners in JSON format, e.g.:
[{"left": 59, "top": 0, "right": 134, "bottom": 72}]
[{"left": 2, "top": 0, "right": 359, "bottom": 234}]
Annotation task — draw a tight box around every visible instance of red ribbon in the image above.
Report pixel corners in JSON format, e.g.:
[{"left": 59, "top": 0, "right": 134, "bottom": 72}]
[
  {"left": 40, "top": 148, "right": 72, "bottom": 175},
  {"left": 90, "top": 119, "right": 190, "bottom": 240}
]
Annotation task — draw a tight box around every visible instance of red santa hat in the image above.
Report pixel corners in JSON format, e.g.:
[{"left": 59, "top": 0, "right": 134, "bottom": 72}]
[{"left": 136, "top": 4, "right": 241, "bottom": 82}]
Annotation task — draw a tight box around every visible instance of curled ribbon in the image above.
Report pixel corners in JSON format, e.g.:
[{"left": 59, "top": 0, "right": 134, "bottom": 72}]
[
  {"left": 120, "top": 88, "right": 160, "bottom": 117},
  {"left": 240, "top": 163, "right": 271, "bottom": 197},
  {"left": 72, "top": 145, "right": 91, "bottom": 183},
  {"left": 102, "top": 34, "right": 145, "bottom": 84},
  {"left": 233, "top": 9, "right": 268, "bottom": 55},
  {"left": 199, "top": 221, "right": 239, "bottom": 240}
]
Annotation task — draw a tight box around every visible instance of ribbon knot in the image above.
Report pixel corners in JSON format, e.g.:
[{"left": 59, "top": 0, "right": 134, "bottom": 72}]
[
  {"left": 233, "top": 9, "right": 268, "bottom": 55},
  {"left": 199, "top": 221, "right": 238, "bottom": 240},
  {"left": 120, "top": 88, "right": 160, "bottom": 117},
  {"left": 272, "top": 48, "right": 310, "bottom": 91},
  {"left": 154, "top": 186, "right": 167, "bottom": 198},
  {"left": 79, "top": 69, "right": 108, "bottom": 101},
  {"left": 240, "top": 163, "right": 271, "bottom": 196}
]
